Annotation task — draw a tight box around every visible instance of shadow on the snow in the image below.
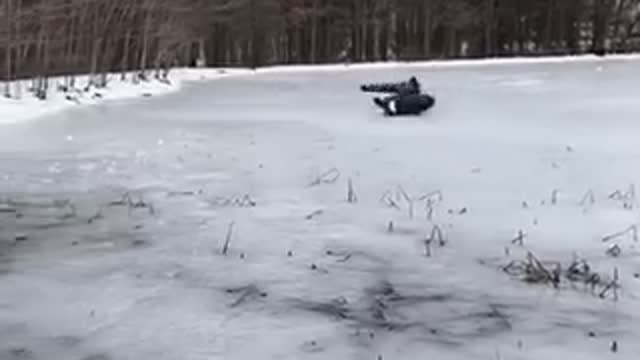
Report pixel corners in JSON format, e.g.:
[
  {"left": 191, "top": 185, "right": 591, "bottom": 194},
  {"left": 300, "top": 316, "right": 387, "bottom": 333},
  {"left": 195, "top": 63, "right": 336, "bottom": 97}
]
[{"left": 287, "top": 279, "right": 520, "bottom": 346}]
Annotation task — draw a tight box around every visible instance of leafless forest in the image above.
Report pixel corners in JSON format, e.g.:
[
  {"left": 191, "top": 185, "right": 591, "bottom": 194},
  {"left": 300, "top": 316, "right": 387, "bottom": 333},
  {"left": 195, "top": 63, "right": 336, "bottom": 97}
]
[{"left": 1, "top": 0, "right": 640, "bottom": 86}]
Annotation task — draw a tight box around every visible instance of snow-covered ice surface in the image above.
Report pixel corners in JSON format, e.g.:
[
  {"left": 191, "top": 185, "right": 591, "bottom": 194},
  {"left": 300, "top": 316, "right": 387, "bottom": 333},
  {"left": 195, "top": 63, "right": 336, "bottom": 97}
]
[{"left": 2, "top": 58, "right": 640, "bottom": 360}]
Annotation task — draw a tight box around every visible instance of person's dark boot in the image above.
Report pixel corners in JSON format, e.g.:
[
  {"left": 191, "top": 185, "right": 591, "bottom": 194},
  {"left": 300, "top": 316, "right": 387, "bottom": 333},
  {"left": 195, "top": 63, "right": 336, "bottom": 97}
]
[{"left": 373, "top": 97, "right": 393, "bottom": 116}]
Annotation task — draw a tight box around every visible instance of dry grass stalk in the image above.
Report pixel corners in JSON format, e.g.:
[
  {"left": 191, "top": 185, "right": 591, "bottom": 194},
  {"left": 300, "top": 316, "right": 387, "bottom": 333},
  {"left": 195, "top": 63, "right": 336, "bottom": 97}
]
[
  {"left": 108, "top": 192, "right": 131, "bottom": 207},
  {"left": 511, "top": 230, "right": 526, "bottom": 246},
  {"left": 396, "top": 186, "right": 414, "bottom": 219},
  {"left": 424, "top": 239, "right": 432, "bottom": 257},
  {"left": 551, "top": 189, "right": 559, "bottom": 205},
  {"left": 608, "top": 184, "right": 637, "bottom": 209},
  {"left": 222, "top": 221, "right": 235, "bottom": 255},
  {"left": 380, "top": 187, "right": 441, "bottom": 220},
  {"left": 347, "top": 179, "right": 358, "bottom": 203},
  {"left": 602, "top": 225, "right": 637, "bottom": 243},
  {"left": 599, "top": 268, "right": 619, "bottom": 301},
  {"left": 309, "top": 168, "right": 340, "bottom": 186},
  {"left": 379, "top": 190, "right": 400, "bottom": 209},
  {"left": 305, "top": 209, "right": 324, "bottom": 220},
  {"left": 210, "top": 194, "right": 257, "bottom": 207},
  {"left": 579, "top": 189, "right": 596, "bottom": 206},
  {"left": 606, "top": 244, "right": 622, "bottom": 257},
  {"left": 503, "top": 253, "right": 620, "bottom": 299},
  {"left": 424, "top": 225, "right": 446, "bottom": 257}
]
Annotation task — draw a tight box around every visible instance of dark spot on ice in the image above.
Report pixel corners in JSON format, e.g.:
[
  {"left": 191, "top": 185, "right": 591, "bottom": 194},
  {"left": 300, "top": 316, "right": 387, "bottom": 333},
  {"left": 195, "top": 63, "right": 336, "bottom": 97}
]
[
  {"left": 71, "top": 241, "right": 79, "bottom": 246},
  {"left": 287, "top": 251, "right": 293, "bottom": 257},
  {"left": 311, "top": 263, "right": 317, "bottom": 270},
  {"left": 226, "top": 284, "right": 265, "bottom": 308},
  {"left": 55, "top": 335, "right": 82, "bottom": 347},
  {"left": 131, "top": 239, "right": 146, "bottom": 247},
  {"left": 588, "top": 331, "right": 596, "bottom": 337},
  {"left": 8, "top": 347, "right": 32, "bottom": 358},
  {"left": 14, "top": 234, "right": 28, "bottom": 242},
  {"left": 82, "top": 353, "right": 111, "bottom": 360}
]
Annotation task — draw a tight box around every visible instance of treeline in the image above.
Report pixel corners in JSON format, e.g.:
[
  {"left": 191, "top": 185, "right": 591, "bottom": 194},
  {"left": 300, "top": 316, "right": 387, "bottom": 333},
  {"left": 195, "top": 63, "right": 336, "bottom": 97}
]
[{"left": 2, "top": 0, "right": 640, "bottom": 85}]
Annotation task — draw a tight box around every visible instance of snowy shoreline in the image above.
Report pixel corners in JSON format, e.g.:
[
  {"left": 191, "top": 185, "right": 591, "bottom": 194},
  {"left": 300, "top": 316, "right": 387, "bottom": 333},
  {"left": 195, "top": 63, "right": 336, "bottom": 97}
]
[
  {"left": 1, "top": 52, "right": 639, "bottom": 125},
  {"left": 252, "top": 52, "right": 640, "bottom": 73}
]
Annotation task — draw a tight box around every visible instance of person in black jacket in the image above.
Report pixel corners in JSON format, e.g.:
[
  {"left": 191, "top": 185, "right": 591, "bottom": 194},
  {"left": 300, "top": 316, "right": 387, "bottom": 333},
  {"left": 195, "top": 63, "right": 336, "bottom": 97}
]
[
  {"left": 372, "top": 93, "right": 435, "bottom": 116},
  {"left": 360, "top": 76, "right": 435, "bottom": 116}
]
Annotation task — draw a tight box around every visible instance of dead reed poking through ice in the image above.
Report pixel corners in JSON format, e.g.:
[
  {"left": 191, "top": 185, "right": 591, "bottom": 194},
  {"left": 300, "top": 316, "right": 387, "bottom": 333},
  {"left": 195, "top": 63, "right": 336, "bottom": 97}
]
[
  {"left": 579, "top": 189, "right": 596, "bottom": 206},
  {"left": 396, "top": 186, "right": 414, "bottom": 219},
  {"left": 379, "top": 187, "right": 442, "bottom": 220},
  {"left": 222, "top": 221, "right": 235, "bottom": 255},
  {"left": 309, "top": 167, "right": 340, "bottom": 187},
  {"left": 602, "top": 225, "right": 638, "bottom": 243},
  {"left": 501, "top": 252, "right": 621, "bottom": 300},
  {"left": 608, "top": 184, "right": 637, "bottom": 209},
  {"left": 347, "top": 178, "right": 358, "bottom": 203},
  {"left": 424, "top": 225, "right": 446, "bottom": 257}
]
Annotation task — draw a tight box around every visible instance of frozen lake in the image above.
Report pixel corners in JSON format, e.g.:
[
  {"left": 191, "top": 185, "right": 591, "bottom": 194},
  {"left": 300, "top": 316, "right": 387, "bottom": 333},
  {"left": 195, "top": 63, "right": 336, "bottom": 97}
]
[{"left": 2, "top": 59, "right": 640, "bottom": 360}]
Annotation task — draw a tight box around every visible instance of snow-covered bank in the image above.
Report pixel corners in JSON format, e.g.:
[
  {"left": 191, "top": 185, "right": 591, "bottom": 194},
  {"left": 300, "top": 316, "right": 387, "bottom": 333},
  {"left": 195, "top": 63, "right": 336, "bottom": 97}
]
[
  {"left": 2, "top": 52, "right": 640, "bottom": 126},
  {"left": 0, "top": 68, "right": 251, "bottom": 125},
  {"left": 250, "top": 52, "right": 640, "bottom": 73}
]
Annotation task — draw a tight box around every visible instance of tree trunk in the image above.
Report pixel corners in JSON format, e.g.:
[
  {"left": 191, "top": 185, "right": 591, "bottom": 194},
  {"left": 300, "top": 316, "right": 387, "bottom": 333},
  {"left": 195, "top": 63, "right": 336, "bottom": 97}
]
[
  {"left": 140, "top": 2, "right": 153, "bottom": 76},
  {"left": 310, "top": 0, "right": 318, "bottom": 63},
  {"left": 121, "top": 30, "right": 131, "bottom": 80},
  {"left": 543, "top": 0, "right": 554, "bottom": 52},
  {"left": 4, "top": 0, "right": 12, "bottom": 97},
  {"left": 424, "top": 0, "right": 433, "bottom": 58},
  {"left": 592, "top": 0, "right": 609, "bottom": 54},
  {"left": 484, "top": 0, "right": 495, "bottom": 56}
]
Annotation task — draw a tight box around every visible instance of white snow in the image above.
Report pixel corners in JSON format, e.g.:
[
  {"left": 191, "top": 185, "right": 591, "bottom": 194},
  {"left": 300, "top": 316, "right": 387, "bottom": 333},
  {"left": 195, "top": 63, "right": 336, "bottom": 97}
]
[
  {"left": 0, "top": 68, "right": 250, "bottom": 125},
  {"left": 2, "top": 56, "right": 640, "bottom": 360}
]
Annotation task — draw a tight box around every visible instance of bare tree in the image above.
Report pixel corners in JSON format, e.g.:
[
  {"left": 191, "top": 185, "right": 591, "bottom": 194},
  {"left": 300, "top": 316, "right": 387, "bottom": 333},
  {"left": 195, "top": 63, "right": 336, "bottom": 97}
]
[{"left": 0, "top": 0, "right": 637, "bottom": 87}]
